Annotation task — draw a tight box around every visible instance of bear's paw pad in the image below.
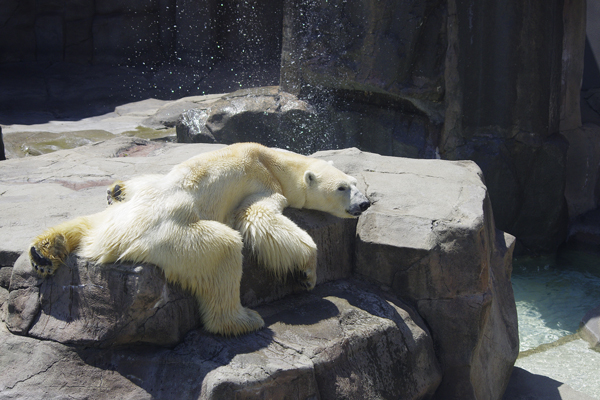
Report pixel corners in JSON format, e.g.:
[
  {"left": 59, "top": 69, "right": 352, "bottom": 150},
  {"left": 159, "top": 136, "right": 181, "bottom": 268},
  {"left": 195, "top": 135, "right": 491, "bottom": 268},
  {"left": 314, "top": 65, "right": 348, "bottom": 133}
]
[{"left": 107, "top": 181, "right": 126, "bottom": 205}]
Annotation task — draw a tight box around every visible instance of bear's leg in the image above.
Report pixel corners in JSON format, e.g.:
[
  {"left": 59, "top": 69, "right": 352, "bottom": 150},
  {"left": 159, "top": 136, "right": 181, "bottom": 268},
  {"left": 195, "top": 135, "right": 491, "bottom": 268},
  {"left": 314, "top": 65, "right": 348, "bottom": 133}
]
[
  {"left": 235, "top": 195, "right": 318, "bottom": 290},
  {"left": 30, "top": 215, "right": 98, "bottom": 277},
  {"left": 159, "top": 220, "right": 264, "bottom": 336}
]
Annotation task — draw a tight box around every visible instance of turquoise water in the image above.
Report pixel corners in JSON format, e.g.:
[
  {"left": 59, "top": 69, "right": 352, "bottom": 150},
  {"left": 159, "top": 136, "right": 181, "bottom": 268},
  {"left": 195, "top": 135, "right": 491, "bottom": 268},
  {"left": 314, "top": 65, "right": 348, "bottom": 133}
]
[
  {"left": 512, "top": 244, "right": 600, "bottom": 351},
  {"left": 512, "top": 244, "right": 600, "bottom": 398}
]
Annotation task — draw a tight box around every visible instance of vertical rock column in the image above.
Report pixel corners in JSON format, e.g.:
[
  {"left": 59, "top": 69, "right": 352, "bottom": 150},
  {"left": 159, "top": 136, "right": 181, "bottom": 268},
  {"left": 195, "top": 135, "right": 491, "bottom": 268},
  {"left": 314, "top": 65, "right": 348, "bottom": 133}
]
[{"left": 442, "top": 0, "right": 570, "bottom": 253}]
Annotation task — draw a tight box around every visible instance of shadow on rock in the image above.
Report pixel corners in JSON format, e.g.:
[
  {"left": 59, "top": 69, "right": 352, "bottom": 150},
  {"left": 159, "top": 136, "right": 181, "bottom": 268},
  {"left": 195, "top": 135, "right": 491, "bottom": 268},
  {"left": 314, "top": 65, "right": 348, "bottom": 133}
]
[
  {"left": 502, "top": 367, "right": 596, "bottom": 400},
  {"left": 74, "top": 327, "right": 277, "bottom": 400}
]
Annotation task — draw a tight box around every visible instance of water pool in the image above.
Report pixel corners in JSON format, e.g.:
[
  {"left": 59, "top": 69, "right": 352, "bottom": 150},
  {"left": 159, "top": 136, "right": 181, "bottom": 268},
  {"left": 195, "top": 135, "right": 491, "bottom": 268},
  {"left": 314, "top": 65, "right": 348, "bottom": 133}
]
[{"left": 511, "top": 243, "right": 600, "bottom": 398}]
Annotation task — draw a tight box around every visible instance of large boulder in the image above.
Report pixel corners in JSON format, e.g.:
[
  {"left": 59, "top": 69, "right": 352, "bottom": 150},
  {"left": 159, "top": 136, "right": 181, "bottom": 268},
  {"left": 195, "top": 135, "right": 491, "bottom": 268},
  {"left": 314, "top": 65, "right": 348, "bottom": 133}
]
[
  {"left": 312, "top": 148, "right": 519, "bottom": 400},
  {"left": 6, "top": 253, "right": 200, "bottom": 347},
  {"left": 6, "top": 207, "right": 356, "bottom": 348},
  {"left": 174, "top": 87, "right": 331, "bottom": 154},
  {"left": 0, "top": 137, "right": 517, "bottom": 399},
  {"left": 0, "top": 279, "right": 442, "bottom": 400},
  {"left": 280, "top": 0, "right": 446, "bottom": 115}
]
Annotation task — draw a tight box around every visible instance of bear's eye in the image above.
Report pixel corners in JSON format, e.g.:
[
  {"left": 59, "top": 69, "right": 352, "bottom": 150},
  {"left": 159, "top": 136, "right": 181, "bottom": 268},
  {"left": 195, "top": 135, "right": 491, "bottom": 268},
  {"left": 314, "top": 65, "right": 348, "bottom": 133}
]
[{"left": 337, "top": 186, "right": 347, "bottom": 191}]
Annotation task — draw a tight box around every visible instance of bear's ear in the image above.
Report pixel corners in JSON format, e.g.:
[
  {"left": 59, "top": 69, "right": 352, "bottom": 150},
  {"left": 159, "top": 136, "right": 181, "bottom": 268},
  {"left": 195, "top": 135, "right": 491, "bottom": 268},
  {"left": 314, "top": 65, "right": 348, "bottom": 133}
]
[
  {"left": 304, "top": 171, "right": 317, "bottom": 186},
  {"left": 327, "top": 160, "right": 334, "bottom": 165}
]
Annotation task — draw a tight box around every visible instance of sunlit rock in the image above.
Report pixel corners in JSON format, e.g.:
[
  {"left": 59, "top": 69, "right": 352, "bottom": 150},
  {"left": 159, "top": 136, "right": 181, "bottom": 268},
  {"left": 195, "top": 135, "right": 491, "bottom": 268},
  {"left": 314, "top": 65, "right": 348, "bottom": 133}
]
[
  {"left": 1, "top": 138, "right": 517, "bottom": 399},
  {"left": 581, "top": 305, "right": 600, "bottom": 349}
]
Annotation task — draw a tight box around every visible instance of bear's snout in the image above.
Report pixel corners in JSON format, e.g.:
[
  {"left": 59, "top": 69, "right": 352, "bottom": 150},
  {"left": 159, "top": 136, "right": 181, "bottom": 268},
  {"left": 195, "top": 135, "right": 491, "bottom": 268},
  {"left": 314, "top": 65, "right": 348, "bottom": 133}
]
[
  {"left": 347, "top": 195, "right": 371, "bottom": 217},
  {"left": 359, "top": 200, "right": 371, "bottom": 212}
]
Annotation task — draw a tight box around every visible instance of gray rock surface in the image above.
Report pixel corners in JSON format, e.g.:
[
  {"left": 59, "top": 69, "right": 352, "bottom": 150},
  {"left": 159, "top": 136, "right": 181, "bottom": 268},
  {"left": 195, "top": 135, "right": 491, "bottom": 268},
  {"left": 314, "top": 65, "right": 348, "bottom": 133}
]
[
  {"left": 0, "top": 137, "right": 517, "bottom": 399},
  {"left": 174, "top": 87, "right": 329, "bottom": 154},
  {"left": 7, "top": 252, "right": 200, "bottom": 347},
  {"left": 313, "top": 148, "right": 519, "bottom": 400},
  {"left": 580, "top": 305, "right": 600, "bottom": 349},
  {"left": 442, "top": 0, "right": 573, "bottom": 254},
  {"left": 1, "top": 279, "right": 441, "bottom": 400}
]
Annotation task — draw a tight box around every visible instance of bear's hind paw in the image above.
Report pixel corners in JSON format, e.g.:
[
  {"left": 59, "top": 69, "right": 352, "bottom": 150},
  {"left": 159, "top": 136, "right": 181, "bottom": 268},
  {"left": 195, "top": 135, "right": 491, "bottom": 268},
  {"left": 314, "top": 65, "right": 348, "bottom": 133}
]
[
  {"left": 30, "top": 246, "right": 59, "bottom": 277},
  {"left": 107, "top": 181, "right": 126, "bottom": 205}
]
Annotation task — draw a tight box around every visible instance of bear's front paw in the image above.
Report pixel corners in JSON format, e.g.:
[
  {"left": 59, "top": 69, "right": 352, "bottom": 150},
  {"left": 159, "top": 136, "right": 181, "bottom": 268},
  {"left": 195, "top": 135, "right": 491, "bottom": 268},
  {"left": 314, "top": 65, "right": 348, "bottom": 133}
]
[
  {"left": 295, "top": 268, "right": 317, "bottom": 291},
  {"left": 30, "top": 246, "right": 60, "bottom": 277},
  {"left": 107, "top": 180, "right": 126, "bottom": 205},
  {"left": 206, "top": 307, "right": 265, "bottom": 336}
]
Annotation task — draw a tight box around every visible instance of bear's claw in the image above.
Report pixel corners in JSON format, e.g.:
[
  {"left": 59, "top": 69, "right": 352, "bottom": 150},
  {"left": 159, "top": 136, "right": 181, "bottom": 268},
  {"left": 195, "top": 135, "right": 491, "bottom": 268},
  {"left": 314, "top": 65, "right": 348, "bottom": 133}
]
[{"left": 30, "top": 246, "right": 58, "bottom": 277}]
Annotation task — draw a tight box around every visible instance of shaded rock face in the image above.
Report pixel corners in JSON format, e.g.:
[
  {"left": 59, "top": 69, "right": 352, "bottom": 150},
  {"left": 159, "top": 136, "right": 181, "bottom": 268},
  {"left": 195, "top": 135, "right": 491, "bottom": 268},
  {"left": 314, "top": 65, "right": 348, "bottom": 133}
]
[
  {"left": 0, "top": 0, "right": 283, "bottom": 67},
  {"left": 280, "top": 0, "right": 447, "bottom": 108},
  {"left": 564, "top": 124, "right": 600, "bottom": 220},
  {"left": 1, "top": 139, "right": 517, "bottom": 399},
  {"left": 7, "top": 253, "right": 200, "bottom": 347},
  {"left": 441, "top": 0, "right": 571, "bottom": 254}
]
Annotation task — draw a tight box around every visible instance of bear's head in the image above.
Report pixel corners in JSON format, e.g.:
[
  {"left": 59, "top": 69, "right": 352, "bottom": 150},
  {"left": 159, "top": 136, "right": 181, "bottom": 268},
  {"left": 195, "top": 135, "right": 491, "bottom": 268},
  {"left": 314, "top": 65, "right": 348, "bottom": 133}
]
[{"left": 303, "top": 161, "right": 370, "bottom": 218}]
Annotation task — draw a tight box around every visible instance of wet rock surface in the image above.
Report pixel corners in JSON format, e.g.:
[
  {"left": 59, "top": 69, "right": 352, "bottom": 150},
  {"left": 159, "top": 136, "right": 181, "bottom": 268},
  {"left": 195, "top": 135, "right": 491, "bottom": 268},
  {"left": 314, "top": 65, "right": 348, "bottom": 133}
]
[{"left": 1, "top": 138, "right": 516, "bottom": 399}]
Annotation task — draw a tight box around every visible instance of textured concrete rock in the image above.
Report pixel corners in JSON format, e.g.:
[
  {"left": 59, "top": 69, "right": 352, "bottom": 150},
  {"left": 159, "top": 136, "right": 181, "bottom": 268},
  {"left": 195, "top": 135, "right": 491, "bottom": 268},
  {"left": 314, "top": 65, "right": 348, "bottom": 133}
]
[
  {"left": 175, "top": 87, "right": 331, "bottom": 154},
  {"left": 280, "top": 0, "right": 446, "bottom": 112},
  {"left": 1, "top": 137, "right": 519, "bottom": 399},
  {"left": 7, "top": 252, "right": 200, "bottom": 347},
  {"left": 560, "top": 0, "right": 586, "bottom": 131},
  {"left": 279, "top": 0, "right": 445, "bottom": 159},
  {"left": 313, "top": 148, "right": 519, "bottom": 400},
  {"left": 1, "top": 280, "right": 441, "bottom": 400}
]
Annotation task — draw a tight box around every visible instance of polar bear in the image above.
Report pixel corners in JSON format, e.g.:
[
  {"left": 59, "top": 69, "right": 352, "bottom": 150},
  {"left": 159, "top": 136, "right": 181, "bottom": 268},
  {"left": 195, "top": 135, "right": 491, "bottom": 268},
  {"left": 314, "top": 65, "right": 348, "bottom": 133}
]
[{"left": 29, "top": 143, "right": 370, "bottom": 336}]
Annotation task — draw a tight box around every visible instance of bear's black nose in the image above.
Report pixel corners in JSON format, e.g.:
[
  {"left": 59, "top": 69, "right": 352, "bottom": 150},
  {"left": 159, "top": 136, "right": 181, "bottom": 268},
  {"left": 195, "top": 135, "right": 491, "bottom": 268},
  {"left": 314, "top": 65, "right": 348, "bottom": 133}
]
[{"left": 359, "top": 201, "right": 371, "bottom": 212}]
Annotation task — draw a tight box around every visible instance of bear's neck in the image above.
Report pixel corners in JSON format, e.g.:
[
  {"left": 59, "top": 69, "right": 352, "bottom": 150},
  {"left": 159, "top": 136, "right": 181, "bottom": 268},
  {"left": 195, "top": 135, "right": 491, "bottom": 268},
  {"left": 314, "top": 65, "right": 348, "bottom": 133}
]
[{"left": 261, "top": 148, "right": 310, "bottom": 209}]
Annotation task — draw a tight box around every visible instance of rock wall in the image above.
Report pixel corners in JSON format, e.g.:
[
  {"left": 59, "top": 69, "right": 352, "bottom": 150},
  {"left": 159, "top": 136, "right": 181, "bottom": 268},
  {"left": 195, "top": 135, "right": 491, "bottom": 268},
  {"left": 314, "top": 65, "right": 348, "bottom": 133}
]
[
  {"left": 279, "top": 0, "right": 586, "bottom": 254},
  {"left": 0, "top": 0, "right": 283, "bottom": 67}
]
